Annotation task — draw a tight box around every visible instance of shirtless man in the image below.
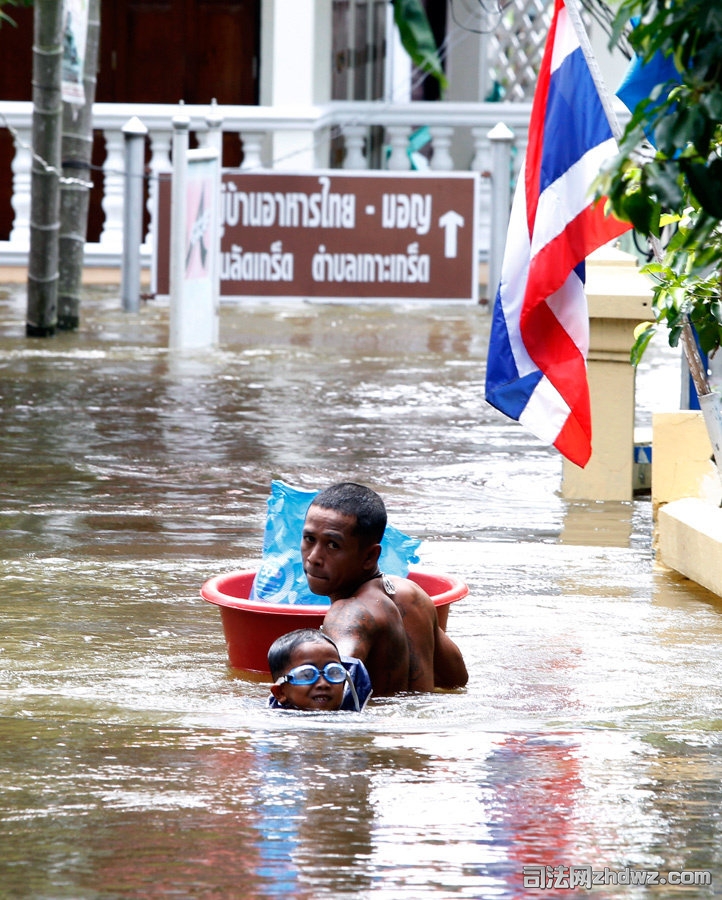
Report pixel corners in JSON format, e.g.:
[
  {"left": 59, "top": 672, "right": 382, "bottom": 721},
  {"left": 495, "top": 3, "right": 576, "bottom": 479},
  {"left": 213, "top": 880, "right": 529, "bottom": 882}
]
[{"left": 301, "top": 482, "right": 468, "bottom": 696}]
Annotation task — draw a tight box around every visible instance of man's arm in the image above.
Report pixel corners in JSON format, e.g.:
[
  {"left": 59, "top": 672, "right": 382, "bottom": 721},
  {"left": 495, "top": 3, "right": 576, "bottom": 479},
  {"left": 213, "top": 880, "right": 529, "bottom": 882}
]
[
  {"left": 322, "top": 599, "right": 375, "bottom": 663},
  {"left": 323, "top": 595, "right": 410, "bottom": 696},
  {"left": 433, "top": 627, "right": 468, "bottom": 689},
  {"left": 396, "top": 580, "right": 467, "bottom": 691}
]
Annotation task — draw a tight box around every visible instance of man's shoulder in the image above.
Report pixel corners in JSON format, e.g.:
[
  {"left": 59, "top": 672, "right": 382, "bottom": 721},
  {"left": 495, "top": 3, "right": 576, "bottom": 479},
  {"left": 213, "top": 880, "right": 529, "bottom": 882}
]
[
  {"left": 325, "top": 588, "right": 399, "bottom": 625},
  {"left": 388, "top": 574, "right": 434, "bottom": 606}
]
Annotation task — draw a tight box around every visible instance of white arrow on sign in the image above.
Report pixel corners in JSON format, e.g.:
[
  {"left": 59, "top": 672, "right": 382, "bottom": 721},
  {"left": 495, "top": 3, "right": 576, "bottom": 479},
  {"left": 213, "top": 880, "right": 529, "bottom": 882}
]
[{"left": 438, "top": 210, "right": 465, "bottom": 258}]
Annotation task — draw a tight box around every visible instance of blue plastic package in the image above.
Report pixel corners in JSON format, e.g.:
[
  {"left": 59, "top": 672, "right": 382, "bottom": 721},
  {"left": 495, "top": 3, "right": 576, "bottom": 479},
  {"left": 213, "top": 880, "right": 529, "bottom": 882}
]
[{"left": 250, "top": 480, "right": 421, "bottom": 605}]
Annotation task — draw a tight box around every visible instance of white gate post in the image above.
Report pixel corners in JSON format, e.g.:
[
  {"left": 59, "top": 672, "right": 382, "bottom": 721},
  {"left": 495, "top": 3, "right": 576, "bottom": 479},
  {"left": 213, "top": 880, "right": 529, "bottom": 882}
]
[
  {"left": 169, "top": 112, "right": 190, "bottom": 349},
  {"left": 204, "top": 101, "right": 223, "bottom": 344},
  {"left": 487, "top": 122, "right": 514, "bottom": 304},
  {"left": 121, "top": 116, "right": 148, "bottom": 313}
]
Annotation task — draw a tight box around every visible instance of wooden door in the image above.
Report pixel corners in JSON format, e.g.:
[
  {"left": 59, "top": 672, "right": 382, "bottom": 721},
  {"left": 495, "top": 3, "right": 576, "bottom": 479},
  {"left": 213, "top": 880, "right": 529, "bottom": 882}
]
[
  {"left": 97, "top": 0, "right": 258, "bottom": 106},
  {"left": 0, "top": 1, "right": 259, "bottom": 241}
]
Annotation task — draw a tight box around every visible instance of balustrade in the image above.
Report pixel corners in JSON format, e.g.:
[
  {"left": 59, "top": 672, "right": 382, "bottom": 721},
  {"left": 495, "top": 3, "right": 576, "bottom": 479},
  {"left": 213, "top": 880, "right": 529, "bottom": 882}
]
[
  {"left": 0, "top": 99, "right": 537, "bottom": 271},
  {"left": 98, "top": 129, "right": 125, "bottom": 253}
]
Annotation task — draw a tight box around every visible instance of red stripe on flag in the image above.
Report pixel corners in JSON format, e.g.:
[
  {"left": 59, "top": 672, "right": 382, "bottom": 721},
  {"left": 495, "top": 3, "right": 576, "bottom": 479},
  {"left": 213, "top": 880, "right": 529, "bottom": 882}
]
[
  {"left": 554, "top": 408, "right": 592, "bottom": 467},
  {"left": 521, "top": 294, "right": 587, "bottom": 396},
  {"left": 523, "top": 200, "right": 629, "bottom": 320},
  {"left": 523, "top": 293, "right": 592, "bottom": 468}
]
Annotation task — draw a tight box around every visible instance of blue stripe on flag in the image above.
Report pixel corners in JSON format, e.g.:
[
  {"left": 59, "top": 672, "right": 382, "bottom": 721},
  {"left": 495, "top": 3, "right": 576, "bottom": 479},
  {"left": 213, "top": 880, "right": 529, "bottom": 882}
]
[
  {"left": 485, "top": 295, "right": 544, "bottom": 419},
  {"left": 487, "top": 368, "right": 545, "bottom": 421},
  {"left": 540, "top": 48, "right": 614, "bottom": 193}
]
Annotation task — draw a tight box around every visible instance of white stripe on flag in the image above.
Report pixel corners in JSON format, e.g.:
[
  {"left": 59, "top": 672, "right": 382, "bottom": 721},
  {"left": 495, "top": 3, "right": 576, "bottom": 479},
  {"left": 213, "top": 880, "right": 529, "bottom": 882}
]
[
  {"left": 531, "top": 139, "right": 619, "bottom": 255},
  {"left": 545, "top": 269, "right": 590, "bottom": 356},
  {"left": 550, "top": 7, "right": 577, "bottom": 73},
  {"left": 519, "top": 375, "right": 572, "bottom": 443}
]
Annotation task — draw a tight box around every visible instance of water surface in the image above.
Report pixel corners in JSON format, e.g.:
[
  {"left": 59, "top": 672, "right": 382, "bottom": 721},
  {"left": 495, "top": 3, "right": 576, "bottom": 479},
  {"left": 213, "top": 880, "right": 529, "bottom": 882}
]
[{"left": 2, "top": 286, "right": 719, "bottom": 899}]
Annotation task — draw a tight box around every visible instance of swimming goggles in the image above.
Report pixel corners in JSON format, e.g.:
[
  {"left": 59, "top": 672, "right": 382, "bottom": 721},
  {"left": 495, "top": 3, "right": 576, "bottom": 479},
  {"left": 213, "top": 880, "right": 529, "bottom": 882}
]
[{"left": 276, "top": 662, "right": 348, "bottom": 686}]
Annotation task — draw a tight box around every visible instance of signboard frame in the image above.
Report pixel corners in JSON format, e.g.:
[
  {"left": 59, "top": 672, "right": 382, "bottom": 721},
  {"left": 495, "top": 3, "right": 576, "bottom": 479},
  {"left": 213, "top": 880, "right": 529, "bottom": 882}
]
[{"left": 156, "top": 169, "right": 479, "bottom": 303}]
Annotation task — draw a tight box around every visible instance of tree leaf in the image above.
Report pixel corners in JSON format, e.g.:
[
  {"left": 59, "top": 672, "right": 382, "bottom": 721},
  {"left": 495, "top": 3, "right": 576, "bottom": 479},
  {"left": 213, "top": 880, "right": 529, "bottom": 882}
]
[
  {"left": 621, "top": 190, "right": 660, "bottom": 236},
  {"left": 393, "top": 0, "right": 448, "bottom": 91},
  {"left": 630, "top": 324, "right": 657, "bottom": 366},
  {"left": 682, "top": 158, "right": 722, "bottom": 219}
]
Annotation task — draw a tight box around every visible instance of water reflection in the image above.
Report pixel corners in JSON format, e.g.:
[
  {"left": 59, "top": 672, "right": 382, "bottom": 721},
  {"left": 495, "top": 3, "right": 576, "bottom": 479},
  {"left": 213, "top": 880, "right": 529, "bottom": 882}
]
[{"left": 3, "top": 284, "right": 722, "bottom": 899}]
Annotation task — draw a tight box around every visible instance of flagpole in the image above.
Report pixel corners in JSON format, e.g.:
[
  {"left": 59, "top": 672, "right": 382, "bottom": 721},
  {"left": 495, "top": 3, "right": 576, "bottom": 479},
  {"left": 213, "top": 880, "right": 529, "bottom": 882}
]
[{"left": 564, "top": 0, "right": 722, "bottom": 478}]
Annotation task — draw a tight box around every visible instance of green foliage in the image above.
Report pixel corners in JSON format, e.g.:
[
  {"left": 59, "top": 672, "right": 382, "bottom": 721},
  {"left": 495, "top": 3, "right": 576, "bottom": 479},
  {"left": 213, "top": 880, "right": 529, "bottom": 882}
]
[
  {"left": 598, "top": 0, "right": 722, "bottom": 362},
  {"left": 0, "top": 0, "right": 32, "bottom": 27},
  {"left": 393, "top": 0, "right": 448, "bottom": 93}
]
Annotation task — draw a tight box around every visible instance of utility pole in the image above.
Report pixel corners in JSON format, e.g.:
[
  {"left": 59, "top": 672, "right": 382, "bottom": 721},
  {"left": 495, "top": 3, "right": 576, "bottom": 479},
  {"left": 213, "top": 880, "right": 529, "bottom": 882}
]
[{"left": 26, "top": 0, "right": 64, "bottom": 337}]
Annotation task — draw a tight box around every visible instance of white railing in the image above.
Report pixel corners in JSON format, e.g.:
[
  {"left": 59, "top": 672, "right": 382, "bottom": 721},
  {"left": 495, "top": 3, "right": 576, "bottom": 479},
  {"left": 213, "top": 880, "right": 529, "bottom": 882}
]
[{"left": 0, "top": 98, "right": 534, "bottom": 270}]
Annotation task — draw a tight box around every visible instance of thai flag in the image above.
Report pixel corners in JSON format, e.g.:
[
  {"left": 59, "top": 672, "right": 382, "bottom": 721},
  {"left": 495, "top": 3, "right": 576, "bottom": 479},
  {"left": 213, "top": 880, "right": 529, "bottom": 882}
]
[{"left": 484, "top": 0, "right": 630, "bottom": 468}]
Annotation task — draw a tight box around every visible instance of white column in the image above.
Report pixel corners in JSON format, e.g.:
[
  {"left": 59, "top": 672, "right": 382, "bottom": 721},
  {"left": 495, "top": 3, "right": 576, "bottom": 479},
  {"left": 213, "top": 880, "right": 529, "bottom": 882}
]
[
  {"left": 383, "top": 0, "right": 411, "bottom": 103},
  {"left": 429, "top": 126, "right": 454, "bottom": 171},
  {"left": 204, "top": 103, "right": 223, "bottom": 346},
  {"left": 385, "top": 125, "right": 410, "bottom": 171},
  {"left": 169, "top": 113, "right": 189, "bottom": 350},
  {"left": 342, "top": 124, "right": 367, "bottom": 169},
  {"left": 98, "top": 127, "right": 125, "bottom": 251},
  {"left": 146, "top": 128, "right": 172, "bottom": 257},
  {"left": 471, "top": 125, "right": 491, "bottom": 276},
  {"left": 487, "top": 122, "right": 514, "bottom": 305},
  {"left": 240, "top": 131, "right": 265, "bottom": 170},
  {"left": 445, "top": 13, "right": 491, "bottom": 171},
  {"left": 9, "top": 127, "right": 32, "bottom": 247},
  {"left": 446, "top": 15, "right": 490, "bottom": 102},
  {"left": 260, "top": 0, "right": 331, "bottom": 170}
]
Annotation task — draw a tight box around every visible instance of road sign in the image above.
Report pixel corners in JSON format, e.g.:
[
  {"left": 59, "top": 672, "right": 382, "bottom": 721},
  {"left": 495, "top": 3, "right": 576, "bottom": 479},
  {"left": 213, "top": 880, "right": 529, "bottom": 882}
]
[{"left": 155, "top": 170, "right": 478, "bottom": 301}]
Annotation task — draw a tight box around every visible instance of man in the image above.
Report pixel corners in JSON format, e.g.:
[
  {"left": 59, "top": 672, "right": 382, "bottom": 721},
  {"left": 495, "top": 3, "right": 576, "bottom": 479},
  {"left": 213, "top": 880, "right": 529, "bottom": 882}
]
[{"left": 301, "top": 482, "right": 468, "bottom": 696}]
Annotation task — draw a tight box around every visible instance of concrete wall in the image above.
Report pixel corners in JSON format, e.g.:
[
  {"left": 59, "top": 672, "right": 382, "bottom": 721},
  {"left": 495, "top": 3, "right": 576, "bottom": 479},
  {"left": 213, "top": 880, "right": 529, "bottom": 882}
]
[
  {"left": 654, "top": 410, "right": 722, "bottom": 597},
  {"left": 652, "top": 411, "right": 721, "bottom": 510}
]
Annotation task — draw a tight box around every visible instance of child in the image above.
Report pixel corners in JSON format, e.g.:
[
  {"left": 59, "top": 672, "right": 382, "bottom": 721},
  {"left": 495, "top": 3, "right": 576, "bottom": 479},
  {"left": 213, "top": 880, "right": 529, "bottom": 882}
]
[{"left": 267, "top": 628, "right": 372, "bottom": 711}]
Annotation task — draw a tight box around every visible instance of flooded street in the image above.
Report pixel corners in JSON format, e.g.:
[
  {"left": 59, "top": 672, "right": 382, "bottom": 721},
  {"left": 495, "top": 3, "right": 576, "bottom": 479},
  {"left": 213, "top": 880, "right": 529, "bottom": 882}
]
[{"left": 2, "top": 284, "right": 721, "bottom": 899}]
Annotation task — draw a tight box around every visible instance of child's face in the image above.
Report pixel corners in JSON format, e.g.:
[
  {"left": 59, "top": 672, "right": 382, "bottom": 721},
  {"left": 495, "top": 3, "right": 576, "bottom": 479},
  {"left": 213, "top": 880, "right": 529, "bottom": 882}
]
[{"left": 271, "top": 640, "right": 346, "bottom": 710}]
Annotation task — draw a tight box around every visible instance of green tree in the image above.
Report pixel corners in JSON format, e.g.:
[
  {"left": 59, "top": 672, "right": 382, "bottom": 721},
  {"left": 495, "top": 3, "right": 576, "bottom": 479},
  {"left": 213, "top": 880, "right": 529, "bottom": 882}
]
[
  {"left": 599, "top": 0, "right": 722, "bottom": 365},
  {"left": 0, "top": 0, "right": 32, "bottom": 27}
]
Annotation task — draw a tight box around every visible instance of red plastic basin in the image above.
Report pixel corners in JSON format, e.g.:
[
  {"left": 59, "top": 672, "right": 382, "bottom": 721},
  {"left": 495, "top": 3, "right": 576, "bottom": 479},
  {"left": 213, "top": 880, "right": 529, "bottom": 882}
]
[{"left": 200, "top": 567, "right": 468, "bottom": 673}]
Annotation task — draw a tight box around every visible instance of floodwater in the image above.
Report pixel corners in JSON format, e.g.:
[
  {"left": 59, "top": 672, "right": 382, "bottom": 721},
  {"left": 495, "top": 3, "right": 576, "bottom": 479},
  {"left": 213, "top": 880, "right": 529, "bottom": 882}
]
[{"left": 1, "top": 284, "right": 721, "bottom": 899}]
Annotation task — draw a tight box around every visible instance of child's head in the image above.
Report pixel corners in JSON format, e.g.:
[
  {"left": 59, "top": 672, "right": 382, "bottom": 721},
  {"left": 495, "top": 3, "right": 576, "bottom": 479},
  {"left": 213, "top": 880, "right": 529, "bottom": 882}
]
[{"left": 268, "top": 628, "right": 348, "bottom": 710}]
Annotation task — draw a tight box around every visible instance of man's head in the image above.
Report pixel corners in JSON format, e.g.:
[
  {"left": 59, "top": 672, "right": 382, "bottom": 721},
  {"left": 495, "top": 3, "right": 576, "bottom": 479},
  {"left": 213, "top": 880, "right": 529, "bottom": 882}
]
[
  {"left": 268, "top": 629, "right": 347, "bottom": 710},
  {"left": 301, "top": 483, "right": 386, "bottom": 600},
  {"left": 311, "top": 482, "right": 387, "bottom": 543}
]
